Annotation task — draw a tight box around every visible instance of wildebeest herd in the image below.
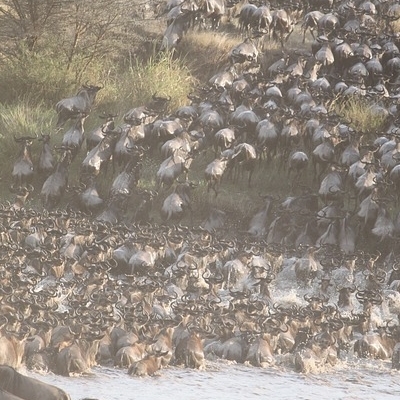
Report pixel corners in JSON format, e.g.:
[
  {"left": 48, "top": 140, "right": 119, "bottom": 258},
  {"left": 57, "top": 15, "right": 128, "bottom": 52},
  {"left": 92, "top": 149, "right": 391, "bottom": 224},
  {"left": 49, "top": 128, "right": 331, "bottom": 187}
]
[{"left": 4, "top": 0, "right": 400, "bottom": 398}]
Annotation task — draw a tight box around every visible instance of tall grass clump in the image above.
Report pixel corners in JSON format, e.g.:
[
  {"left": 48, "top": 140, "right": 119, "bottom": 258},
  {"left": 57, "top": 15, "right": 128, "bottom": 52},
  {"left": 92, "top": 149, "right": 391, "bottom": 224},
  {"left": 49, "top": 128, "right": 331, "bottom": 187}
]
[
  {"left": 335, "top": 96, "right": 388, "bottom": 135},
  {"left": 178, "top": 29, "right": 296, "bottom": 83},
  {"left": 0, "top": 101, "right": 55, "bottom": 194},
  {"left": 0, "top": 101, "right": 55, "bottom": 141},
  {"left": 0, "top": 45, "right": 118, "bottom": 107},
  {"left": 178, "top": 31, "right": 243, "bottom": 80},
  {"left": 0, "top": 48, "right": 75, "bottom": 105},
  {"left": 109, "top": 51, "right": 196, "bottom": 115}
]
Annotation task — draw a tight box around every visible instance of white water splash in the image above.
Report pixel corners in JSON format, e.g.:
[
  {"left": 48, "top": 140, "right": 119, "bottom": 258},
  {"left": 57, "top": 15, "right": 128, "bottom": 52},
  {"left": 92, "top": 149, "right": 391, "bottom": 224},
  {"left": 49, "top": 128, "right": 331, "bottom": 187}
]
[{"left": 25, "top": 358, "right": 400, "bottom": 400}]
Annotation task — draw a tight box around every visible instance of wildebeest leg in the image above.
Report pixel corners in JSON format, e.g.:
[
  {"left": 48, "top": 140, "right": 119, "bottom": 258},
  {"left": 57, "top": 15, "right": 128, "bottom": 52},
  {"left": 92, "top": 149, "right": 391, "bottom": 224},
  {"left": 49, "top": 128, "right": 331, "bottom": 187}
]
[
  {"left": 192, "top": 350, "right": 205, "bottom": 369},
  {"left": 213, "top": 186, "right": 219, "bottom": 198},
  {"left": 248, "top": 167, "right": 255, "bottom": 187},
  {"left": 188, "top": 203, "right": 194, "bottom": 225},
  {"left": 0, "top": 365, "right": 14, "bottom": 390},
  {"left": 392, "top": 343, "right": 400, "bottom": 369}
]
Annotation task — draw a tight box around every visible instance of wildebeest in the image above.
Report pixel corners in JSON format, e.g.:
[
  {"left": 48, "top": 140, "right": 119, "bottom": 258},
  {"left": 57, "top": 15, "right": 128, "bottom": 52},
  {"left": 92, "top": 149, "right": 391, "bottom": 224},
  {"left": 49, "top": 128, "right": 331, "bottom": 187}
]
[
  {"left": 294, "top": 329, "right": 339, "bottom": 373},
  {"left": 174, "top": 323, "right": 206, "bottom": 369},
  {"left": 156, "top": 151, "right": 194, "bottom": 189},
  {"left": 302, "top": 11, "right": 324, "bottom": 43},
  {"left": 37, "top": 134, "right": 55, "bottom": 177},
  {"left": 86, "top": 113, "right": 117, "bottom": 152},
  {"left": 0, "top": 388, "right": 25, "bottom": 400},
  {"left": 77, "top": 177, "right": 104, "bottom": 214},
  {"left": 127, "top": 351, "right": 169, "bottom": 376},
  {"left": 161, "top": 10, "right": 194, "bottom": 51},
  {"left": 61, "top": 114, "right": 87, "bottom": 160},
  {"left": 237, "top": 3, "right": 258, "bottom": 34},
  {"left": 227, "top": 143, "right": 257, "bottom": 186},
  {"left": 12, "top": 135, "right": 37, "bottom": 187},
  {"left": 245, "top": 332, "right": 275, "bottom": 368},
  {"left": 40, "top": 148, "right": 72, "bottom": 209},
  {"left": 55, "top": 340, "right": 98, "bottom": 376},
  {"left": 0, "top": 365, "right": 71, "bottom": 400},
  {"left": 229, "top": 38, "right": 259, "bottom": 64},
  {"left": 55, "top": 84, "right": 102, "bottom": 128},
  {"left": 160, "top": 181, "right": 197, "bottom": 221},
  {"left": 237, "top": 3, "right": 271, "bottom": 36},
  {"left": 81, "top": 127, "right": 121, "bottom": 178},
  {"left": 270, "top": 8, "right": 296, "bottom": 47},
  {"left": 114, "top": 342, "right": 147, "bottom": 368},
  {"left": 198, "top": 0, "right": 226, "bottom": 30},
  {"left": 204, "top": 156, "right": 229, "bottom": 196},
  {"left": 0, "top": 335, "right": 26, "bottom": 369}
]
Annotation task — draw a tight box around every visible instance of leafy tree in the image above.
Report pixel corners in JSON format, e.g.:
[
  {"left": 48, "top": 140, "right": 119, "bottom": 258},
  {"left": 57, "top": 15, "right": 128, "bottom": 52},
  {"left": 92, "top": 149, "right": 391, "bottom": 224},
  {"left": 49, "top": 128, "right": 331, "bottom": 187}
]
[
  {"left": 0, "top": 0, "right": 149, "bottom": 77},
  {"left": 0, "top": 0, "right": 62, "bottom": 52}
]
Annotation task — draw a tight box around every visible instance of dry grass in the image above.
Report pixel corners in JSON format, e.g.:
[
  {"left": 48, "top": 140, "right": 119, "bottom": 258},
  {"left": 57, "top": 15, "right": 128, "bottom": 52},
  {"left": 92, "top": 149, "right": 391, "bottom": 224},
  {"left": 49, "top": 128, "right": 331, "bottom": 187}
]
[
  {"left": 0, "top": 103, "right": 55, "bottom": 159},
  {"left": 101, "top": 51, "right": 196, "bottom": 116},
  {"left": 0, "top": 102, "right": 56, "bottom": 202},
  {"left": 0, "top": 50, "right": 75, "bottom": 105},
  {"left": 178, "top": 28, "right": 295, "bottom": 87},
  {"left": 335, "top": 97, "right": 387, "bottom": 136},
  {"left": 178, "top": 30, "right": 243, "bottom": 81}
]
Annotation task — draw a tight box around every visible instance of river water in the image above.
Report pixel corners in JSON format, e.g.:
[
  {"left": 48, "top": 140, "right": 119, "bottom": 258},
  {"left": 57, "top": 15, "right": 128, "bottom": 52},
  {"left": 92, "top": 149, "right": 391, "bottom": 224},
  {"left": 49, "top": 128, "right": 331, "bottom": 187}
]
[{"left": 26, "top": 358, "right": 400, "bottom": 400}]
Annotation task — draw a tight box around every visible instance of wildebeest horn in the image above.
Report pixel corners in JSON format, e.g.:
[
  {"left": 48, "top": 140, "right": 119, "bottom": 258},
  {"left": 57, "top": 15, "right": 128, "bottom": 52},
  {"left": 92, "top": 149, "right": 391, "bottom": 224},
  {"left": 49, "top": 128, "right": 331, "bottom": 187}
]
[
  {"left": 14, "top": 134, "right": 38, "bottom": 142},
  {"left": 99, "top": 112, "right": 118, "bottom": 119},
  {"left": 152, "top": 93, "right": 171, "bottom": 102}
]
